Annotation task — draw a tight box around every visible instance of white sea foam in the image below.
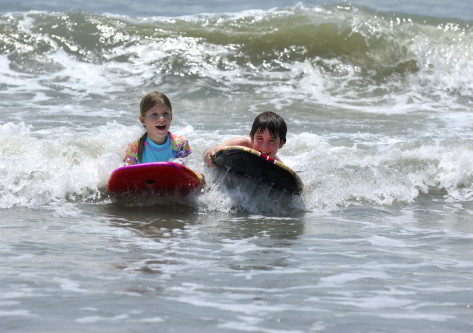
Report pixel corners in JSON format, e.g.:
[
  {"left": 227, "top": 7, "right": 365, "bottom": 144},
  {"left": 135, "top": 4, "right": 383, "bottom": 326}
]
[
  {"left": 220, "top": 238, "right": 263, "bottom": 253},
  {"left": 135, "top": 317, "right": 164, "bottom": 323},
  {"left": 0, "top": 121, "right": 137, "bottom": 208},
  {"left": 76, "top": 314, "right": 129, "bottom": 323},
  {"left": 377, "top": 313, "right": 456, "bottom": 321},
  {"left": 220, "top": 316, "right": 305, "bottom": 333},
  {"left": 368, "top": 235, "right": 410, "bottom": 247},
  {"left": 54, "top": 278, "right": 88, "bottom": 293},
  {"left": 318, "top": 271, "right": 391, "bottom": 287},
  {"left": 4, "top": 117, "right": 473, "bottom": 212},
  {"left": 340, "top": 295, "right": 414, "bottom": 309},
  {"left": 0, "top": 310, "right": 37, "bottom": 317}
]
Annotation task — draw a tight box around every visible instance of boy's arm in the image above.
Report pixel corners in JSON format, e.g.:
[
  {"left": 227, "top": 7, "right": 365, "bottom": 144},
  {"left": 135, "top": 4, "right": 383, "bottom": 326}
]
[{"left": 203, "top": 137, "right": 251, "bottom": 166}]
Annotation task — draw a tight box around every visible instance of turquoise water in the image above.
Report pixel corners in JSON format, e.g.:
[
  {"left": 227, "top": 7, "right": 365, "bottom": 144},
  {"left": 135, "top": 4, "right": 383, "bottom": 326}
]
[{"left": 1, "top": 1, "right": 473, "bottom": 332}]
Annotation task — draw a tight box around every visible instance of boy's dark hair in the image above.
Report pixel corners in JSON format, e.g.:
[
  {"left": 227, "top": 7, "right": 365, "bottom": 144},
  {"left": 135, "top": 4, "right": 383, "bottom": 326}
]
[{"left": 250, "top": 111, "right": 287, "bottom": 143}]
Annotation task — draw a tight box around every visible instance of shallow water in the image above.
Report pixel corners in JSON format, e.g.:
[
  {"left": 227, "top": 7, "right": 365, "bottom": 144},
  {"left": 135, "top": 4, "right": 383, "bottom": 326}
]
[
  {"left": 1, "top": 1, "right": 473, "bottom": 332},
  {"left": 3, "top": 201, "right": 473, "bottom": 332}
]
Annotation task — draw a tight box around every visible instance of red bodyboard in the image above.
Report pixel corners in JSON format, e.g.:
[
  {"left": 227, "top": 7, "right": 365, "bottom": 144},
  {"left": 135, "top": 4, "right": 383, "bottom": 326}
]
[{"left": 108, "top": 162, "right": 203, "bottom": 195}]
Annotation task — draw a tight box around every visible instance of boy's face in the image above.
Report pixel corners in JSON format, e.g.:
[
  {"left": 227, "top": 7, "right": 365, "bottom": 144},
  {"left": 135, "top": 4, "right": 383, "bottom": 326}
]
[
  {"left": 140, "top": 105, "right": 172, "bottom": 145},
  {"left": 250, "top": 129, "right": 284, "bottom": 158}
]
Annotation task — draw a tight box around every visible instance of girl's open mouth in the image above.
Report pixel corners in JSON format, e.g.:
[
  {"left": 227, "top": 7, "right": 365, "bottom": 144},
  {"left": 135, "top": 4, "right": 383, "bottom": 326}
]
[{"left": 156, "top": 125, "right": 167, "bottom": 130}]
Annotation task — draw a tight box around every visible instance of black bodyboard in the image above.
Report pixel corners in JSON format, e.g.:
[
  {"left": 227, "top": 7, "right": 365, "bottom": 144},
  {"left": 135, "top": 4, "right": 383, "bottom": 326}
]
[{"left": 212, "top": 146, "right": 303, "bottom": 194}]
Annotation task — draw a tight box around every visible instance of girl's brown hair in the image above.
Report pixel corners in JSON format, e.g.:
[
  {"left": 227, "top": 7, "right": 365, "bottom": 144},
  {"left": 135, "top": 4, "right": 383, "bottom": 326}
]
[{"left": 140, "top": 91, "right": 172, "bottom": 116}]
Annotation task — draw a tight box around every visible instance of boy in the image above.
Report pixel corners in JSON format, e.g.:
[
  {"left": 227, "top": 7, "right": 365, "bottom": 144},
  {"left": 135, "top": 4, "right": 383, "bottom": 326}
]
[{"left": 204, "top": 111, "right": 287, "bottom": 166}]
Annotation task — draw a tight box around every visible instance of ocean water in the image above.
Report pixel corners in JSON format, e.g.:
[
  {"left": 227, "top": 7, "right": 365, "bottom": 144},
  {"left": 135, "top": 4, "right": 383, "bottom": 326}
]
[{"left": 1, "top": 1, "right": 473, "bottom": 332}]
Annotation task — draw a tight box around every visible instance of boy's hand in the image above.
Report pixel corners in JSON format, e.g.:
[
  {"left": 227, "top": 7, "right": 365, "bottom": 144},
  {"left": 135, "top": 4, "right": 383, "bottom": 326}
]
[{"left": 203, "top": 148, "right": 216, "bottom": 167}]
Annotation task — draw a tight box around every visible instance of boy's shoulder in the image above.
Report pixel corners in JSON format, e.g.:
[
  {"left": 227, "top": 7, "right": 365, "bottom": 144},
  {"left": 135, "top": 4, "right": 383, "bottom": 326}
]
[{"left": 224, "top": 136, "right": 252, "bottom": 148}]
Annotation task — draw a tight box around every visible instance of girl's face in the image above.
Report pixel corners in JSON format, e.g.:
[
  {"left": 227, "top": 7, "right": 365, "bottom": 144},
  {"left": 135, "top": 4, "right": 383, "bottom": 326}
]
[
  {"left": 140, "top": 105, "right": 172, "bottom": 145},
  {"left": 250, "top": 129, "right": 284, "bottom": 158}
]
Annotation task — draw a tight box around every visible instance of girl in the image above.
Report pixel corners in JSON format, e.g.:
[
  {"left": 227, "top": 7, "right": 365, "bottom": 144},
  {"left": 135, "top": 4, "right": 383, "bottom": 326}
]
[{"left": 124, "top": 91, "right": 191, "bottom": 165}]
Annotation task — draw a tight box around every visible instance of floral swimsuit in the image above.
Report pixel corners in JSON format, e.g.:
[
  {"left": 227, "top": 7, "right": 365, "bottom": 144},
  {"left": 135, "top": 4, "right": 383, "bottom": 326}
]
[{"left": 123, "top": 132, "right": 192, "bottom": 165}]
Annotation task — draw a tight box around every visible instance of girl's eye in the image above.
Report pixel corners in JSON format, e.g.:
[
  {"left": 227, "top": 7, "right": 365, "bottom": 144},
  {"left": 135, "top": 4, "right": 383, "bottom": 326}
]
[{"left": 148, "top": 112, "right": 171, "bottom": 120}]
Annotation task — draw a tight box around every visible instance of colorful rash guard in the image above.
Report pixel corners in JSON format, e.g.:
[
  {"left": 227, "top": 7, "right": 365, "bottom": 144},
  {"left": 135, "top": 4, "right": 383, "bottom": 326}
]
[{"left": 123, "top": 132, "right": 192, "bottom": 165}]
